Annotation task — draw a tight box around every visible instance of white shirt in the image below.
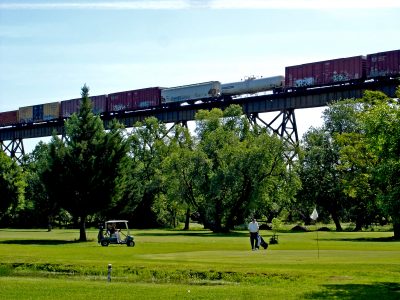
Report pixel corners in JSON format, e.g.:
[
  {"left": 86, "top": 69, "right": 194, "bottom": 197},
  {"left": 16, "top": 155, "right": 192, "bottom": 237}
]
[{"left": 248, "top": 221, "right": 259, "bottom": 233}]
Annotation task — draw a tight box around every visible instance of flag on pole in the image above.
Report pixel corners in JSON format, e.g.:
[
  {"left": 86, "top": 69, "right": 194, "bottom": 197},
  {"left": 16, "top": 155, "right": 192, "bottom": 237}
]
[
  {"left": 310, "top": 208, "right": 318, "bottom": 221},
  {"left": 310, "top": 208, "right": 320, "bottom": 259}
]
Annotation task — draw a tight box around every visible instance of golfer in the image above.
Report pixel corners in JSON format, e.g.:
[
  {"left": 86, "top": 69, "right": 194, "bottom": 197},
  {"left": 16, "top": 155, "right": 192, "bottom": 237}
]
[{"left": 248, "top": 218, "right": 259, "bottom": 251}]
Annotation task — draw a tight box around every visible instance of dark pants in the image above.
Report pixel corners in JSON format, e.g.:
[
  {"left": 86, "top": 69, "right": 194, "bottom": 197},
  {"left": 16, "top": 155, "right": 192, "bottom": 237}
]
[{"left": 250, "top": 232, "right": 259, "bottom": 249}]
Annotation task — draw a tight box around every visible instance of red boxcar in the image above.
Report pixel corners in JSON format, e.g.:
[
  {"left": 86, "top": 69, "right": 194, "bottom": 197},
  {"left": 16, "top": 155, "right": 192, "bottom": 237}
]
[
  {"left": 367, "top": 49, "right": 400, "bottom": 78},
  {"left": 0, "top": 110, "right": 18, "bottom": 127},
  {"left": 107, "top": 87, "right": 162, "bottom": 113},
  {"left": 285, "top": 55, "right": 366, "bottom": 87},
  {"left": 61, "top": 94, "right": 107, "bottom": 118}
]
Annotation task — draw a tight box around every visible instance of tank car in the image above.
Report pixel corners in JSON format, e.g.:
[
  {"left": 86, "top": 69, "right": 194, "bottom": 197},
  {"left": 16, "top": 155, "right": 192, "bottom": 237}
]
[
  {"left": 161, "top": 81, "right": 221, "bottom": 104},
  {"left": 221, "top": 75, "right": 284, "bottom": 96}
]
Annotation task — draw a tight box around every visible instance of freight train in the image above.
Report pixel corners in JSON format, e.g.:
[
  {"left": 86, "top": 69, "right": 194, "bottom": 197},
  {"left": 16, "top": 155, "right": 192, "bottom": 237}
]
[{"left": 0, "top": 49, "right": 399, "bottom": 127}]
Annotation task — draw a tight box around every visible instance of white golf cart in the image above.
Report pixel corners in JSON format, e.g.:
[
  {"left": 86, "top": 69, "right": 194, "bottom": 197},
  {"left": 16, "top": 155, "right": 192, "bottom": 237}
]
[{"left": 98, "top": 220, "right": 135, "bottom": 247}]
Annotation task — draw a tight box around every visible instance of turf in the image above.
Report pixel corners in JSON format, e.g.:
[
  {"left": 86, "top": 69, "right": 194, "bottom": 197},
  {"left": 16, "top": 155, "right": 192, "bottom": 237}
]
[{"left": 0, "top": 227, "right": 399, "bottom": 299}]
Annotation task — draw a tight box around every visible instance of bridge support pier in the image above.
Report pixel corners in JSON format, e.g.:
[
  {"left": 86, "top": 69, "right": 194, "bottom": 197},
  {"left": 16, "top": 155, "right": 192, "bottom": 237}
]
[
  {"left": 248, "top": 109, "right": 299, "bottom": 161},
  {"left": 1, "top": 138, "right": 25, "bottom": 163}
]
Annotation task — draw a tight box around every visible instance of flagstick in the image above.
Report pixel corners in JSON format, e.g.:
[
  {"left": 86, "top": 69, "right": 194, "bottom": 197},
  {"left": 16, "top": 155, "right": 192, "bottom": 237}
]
[
  {"left": 316, "top": 228, "right": 319, "bottom": 259},
  {"left": 310, "top": 208, "right": 319, "bottom": 259}
]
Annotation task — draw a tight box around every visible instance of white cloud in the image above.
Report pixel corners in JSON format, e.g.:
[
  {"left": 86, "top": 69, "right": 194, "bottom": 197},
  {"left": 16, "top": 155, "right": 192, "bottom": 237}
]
[{"left": 1, "top": 0, "right": 399, "bottom": 10}]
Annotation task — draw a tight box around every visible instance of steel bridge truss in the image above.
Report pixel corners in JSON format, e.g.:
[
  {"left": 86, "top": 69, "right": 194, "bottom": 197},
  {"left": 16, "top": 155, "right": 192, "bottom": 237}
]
[
  {"left": 248, "top": 110, "right": 299, "bottom": 161},
  {"left": 1, "top": 138, "right": 25, "bottom": 162}
]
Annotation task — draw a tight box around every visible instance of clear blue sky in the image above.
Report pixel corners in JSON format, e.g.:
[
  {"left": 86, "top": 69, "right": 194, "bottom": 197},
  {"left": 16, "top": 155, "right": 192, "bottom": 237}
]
[{"left": 1, "top": 0, "right": 399, "bottom": 151}]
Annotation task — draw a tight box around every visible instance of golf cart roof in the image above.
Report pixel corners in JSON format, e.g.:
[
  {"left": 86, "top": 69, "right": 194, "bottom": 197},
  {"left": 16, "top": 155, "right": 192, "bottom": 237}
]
[{"left": 105, "top": 220, "right": 128, "bottom": 224}]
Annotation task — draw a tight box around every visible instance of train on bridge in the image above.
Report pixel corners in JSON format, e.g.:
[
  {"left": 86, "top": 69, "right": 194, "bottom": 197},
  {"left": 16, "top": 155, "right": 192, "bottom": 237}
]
[{"left": 0, "top": 49, "right": 399, "bottom": 127}]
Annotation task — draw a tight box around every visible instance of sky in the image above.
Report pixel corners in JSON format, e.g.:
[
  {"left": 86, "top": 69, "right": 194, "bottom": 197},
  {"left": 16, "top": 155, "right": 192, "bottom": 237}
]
[{"left": 1, "top": 0, "right": 399, "bottom": 152}]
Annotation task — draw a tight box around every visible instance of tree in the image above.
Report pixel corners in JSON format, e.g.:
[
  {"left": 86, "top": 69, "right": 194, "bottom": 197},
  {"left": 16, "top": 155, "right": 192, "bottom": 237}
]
[
  {"left": 360, "top": 89, "right": 400, "bottom": 238},
  {"left": 22, "top": 142, "right": 60, "bottom": 228},
  {"left": 298, "top": 98, "right": 384, "bottom": 231},
  {"left": 194, "top": 105, "right": 298, "bottom": 232},
  {"left": 325, "top": 100, "right": 380, "bottom": 230},
  {"left": 336, "top": 131, "right": 381, "bottom": 230},
  {"left": 42, "top": 85, "right": 128, "bottom": 241},
  {"left": 298, "top": 127, "right": 346, "bottom": 230},
  {"left": 0, "top": 151, "right": 26, "bottom": 219},
  {"left": 160, "top": 124, "right": 209, "bottom": 229},
  {"left": 122, "top": 117, "right": 170, "bottom": 228},
  {"left": 302, "top": 90, "right": 400, "bottom": 235}
]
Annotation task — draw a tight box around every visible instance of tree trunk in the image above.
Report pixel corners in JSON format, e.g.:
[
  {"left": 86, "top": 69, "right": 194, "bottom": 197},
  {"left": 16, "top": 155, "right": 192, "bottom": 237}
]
[
  {"left": 213, "top": 199, "right": 223, "bottom": 233},
  {"left": 353, "top": 205, "right": 366, "bottom": 231},
  {"left": 354, "top": 219, "right": 363, "bottom": 231},
  {"left": 47, "top": 215, "right": 53, "bottom": 232},
  {"left": 184, "top": 208, "right": 190, "bottom": 230},
  {"left": 393, "top": 221, "right": 400, "bottom": 240},
  {"left": 354, "top": 224, "right": 362, "bottom": 231},
  {"left": 79, "top": 215, "right": 87, "bottom": 241},
  {"left": 331, "top": 213, "right": 343, "bottom": 231}
]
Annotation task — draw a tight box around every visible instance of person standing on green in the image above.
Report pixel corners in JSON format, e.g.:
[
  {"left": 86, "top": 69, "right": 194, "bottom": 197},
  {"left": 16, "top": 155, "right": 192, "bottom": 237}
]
[{"left": 248, "top": 218, "right": 259, "bottom": 251}]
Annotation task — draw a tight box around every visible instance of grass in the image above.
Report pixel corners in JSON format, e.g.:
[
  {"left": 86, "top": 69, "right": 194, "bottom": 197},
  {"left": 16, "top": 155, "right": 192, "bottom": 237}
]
[{"left": 0, "top": 227, "right": 399, "bottom": 299}]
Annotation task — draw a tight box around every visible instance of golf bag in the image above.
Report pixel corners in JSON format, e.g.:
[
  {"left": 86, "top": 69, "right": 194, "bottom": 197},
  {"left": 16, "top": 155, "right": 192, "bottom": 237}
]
[{"left": 257, "top": 234, "right": 268, "bottom": 249}]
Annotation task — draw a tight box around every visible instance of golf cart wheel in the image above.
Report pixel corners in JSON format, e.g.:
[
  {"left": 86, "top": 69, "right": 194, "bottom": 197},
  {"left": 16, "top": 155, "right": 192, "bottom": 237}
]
[
  {"left": 101, "top": 240, "right": 109, "bottom": 247},
  {"left": 127, "top": 240, "right": 135, "bottom": 247}
]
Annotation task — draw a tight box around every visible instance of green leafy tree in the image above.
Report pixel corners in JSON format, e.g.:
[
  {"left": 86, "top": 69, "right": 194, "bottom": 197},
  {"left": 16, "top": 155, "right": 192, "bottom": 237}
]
[
  {"left": 122, "top": 117, "right": 170, "bottom": 228},
  {"left": 336, "top": 131, "right": 381, "bottom": 230},
  {"left": 160, "top": 124, "right": 209, "bottom": 229},
  {"left": 298, "top": 99, "right": 379, "bottom": 231},
  {"left": 42, "top": 85, "right": 128, "bottom": 241},
  {"left": 326, "top": 100, "right": 381, "bottom": 230},
  {"left": 298, "top": 127, "right": 345, "bottom": 230},
  {"left": 301, "top": 90, "right": 399, "bottom": 235},
  {"left": 0, "top": 151, "right": 26, "bottom": 218},
  {"left": 360, "top": 89, "right": 400, "bottom": 238},
  {"left": 22, "top": 142, "right": 60, "bottom": 228},
  {"left": 194, "top": 105, "right": 298, "bottom": 232}
]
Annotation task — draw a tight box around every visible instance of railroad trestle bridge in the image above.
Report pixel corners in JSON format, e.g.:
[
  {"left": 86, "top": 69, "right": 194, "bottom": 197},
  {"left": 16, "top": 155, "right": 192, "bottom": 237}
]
[{"left": 1, "top": 79, "right": 398, "bottom": 163}]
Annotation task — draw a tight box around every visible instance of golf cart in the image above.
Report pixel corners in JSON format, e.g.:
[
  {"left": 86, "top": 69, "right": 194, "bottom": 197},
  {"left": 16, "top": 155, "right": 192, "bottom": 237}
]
[{"left": 98, "top": 220, "right": 135, "bottom": 247}]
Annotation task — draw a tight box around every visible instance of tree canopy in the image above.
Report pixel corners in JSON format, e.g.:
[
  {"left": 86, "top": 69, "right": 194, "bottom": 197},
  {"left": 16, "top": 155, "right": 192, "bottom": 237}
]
[
  {"left": 42, "top": 85, "right": 129, "bottom": 241},
  {"left": 3, "top": 85, "right": 400, "bottom": 240},
  {"left": 193, "top": 105, "right": 299, "bottom": 232},
  {"left": 0, "top": 151, "right": 26, "bottom": 218},
  {"left": 359, "top": 90, "right": 400, "bottom": 238},
  {"left": 298, "top": 89, "right": 400, "bottom": 238}
]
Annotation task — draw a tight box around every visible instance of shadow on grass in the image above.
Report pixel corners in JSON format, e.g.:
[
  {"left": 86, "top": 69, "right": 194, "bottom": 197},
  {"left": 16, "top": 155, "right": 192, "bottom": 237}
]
[
  {"left": 304, "top": 282, "right": 400, "bottom": 300},
  {"left": 324, "top": 236, "right": 398, "bottom": 242},
  {"left": 0, "top": 239, "right": 82, "bottom": 245},
  {"left": 0, "top": 229, "right": 51, "bottom": 233},
  {"left": 137, "top": 231, "right": 249, "bottom": 237}
]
